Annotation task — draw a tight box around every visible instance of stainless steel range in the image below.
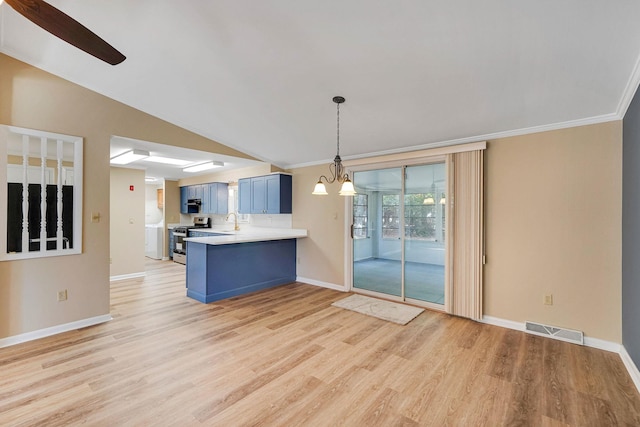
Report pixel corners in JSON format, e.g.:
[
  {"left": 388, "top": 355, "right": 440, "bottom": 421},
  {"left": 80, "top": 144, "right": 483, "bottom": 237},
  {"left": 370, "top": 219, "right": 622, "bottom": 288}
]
[{"left": 173, "top": 217, "right": 211, "bottom": 264}]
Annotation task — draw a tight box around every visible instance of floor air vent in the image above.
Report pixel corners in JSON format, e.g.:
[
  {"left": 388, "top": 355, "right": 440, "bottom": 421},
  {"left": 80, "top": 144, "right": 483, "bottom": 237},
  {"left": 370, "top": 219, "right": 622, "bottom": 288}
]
[{"left": 525, "top": 321, "right": 584, "bottom": 345}]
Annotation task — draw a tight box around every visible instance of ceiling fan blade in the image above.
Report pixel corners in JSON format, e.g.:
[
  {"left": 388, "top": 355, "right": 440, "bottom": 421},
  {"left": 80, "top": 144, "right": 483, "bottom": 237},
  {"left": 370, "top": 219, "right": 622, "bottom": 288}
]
[{"left": 4, "top": 0, "right": 126, "bottom": 65}]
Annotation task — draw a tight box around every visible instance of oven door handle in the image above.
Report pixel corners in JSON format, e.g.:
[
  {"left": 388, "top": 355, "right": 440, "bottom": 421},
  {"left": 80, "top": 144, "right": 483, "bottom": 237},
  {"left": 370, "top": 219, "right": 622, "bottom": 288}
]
[{"left": 174, "top": 232, "right": 187, "bottom": 237}]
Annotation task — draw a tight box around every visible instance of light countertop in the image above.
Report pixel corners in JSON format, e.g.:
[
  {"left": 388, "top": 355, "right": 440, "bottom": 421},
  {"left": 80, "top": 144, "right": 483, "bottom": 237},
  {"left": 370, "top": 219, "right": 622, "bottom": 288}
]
[{"left": 184, "top": 227, "right": 307, "bottom": 245}]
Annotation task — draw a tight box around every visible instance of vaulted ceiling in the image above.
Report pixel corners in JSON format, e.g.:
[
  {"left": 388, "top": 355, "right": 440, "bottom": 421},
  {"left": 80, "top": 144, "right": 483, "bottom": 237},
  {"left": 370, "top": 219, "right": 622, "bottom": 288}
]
[{"left": 2, "top": 1, "right": 640, "bottom": 170}]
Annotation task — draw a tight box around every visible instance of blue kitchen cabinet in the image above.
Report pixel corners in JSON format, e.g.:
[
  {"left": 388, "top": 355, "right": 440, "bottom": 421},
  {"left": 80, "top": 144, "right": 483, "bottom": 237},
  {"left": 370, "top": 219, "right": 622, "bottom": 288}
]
[
  {"left": 250, "top": 176, "right": 267, "bottom": 214},
  {"left": 181, "top": 183, "right": 227, "bottom": 214},
  {"left": 265, "top": 174, "right": 291, "bottom": 214},
  {"left": 188, "top": 184, "right": 204, "bottom": 200},
  {"left": 186, "top": 238, "right": 297, "bottom": 303},
  {"left": 216, "top": 183, "right": 229, "bottom": 214},
  {"left": 201, "top": 184, "right": 210, "bottom": 213},
  {"left": 239, "top": 174, "right": 292, "bottom": 214},
  {"left": 179, "top": 186, "right": 189, "bottom": 214},
  {"left": 203, "top": 183, "right": 228, "bottom": 214},
  {"left": 181, "top": 185, "right": 202, "bottom": 214},
  {"left": 238, "top": 178, "right": 251, "bottom": 214},
  {"left": 168, "top": 229, "right": 175, "bottom": 259}
]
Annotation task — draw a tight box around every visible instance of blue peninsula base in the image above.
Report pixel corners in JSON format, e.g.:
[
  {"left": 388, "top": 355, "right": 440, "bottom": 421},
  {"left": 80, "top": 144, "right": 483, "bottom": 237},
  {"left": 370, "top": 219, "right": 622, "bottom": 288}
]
[{"left": 186, "top": 239, "right": 297, "bottom": 303}]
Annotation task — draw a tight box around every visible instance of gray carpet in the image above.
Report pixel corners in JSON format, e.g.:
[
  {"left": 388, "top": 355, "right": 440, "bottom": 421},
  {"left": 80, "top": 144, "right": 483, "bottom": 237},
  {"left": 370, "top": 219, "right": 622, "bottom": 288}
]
[{"left": 353, "top": 258, "right": 445, "bottom": 304}]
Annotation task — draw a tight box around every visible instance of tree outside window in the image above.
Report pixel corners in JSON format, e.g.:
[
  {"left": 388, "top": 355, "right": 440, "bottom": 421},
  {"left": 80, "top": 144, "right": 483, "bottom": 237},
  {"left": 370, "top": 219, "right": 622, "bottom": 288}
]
[
  {"left": 352, "top": 194, "right": 368, "bottom": 239},
  {"left": 381, "top": 192, "right": 446, "bottom": 242},
  {"left": 382, "top": 194, "right": 400, "bottom": 238},
  {"left": 405, "top": 193, "right": 441, "bottom": 241}
]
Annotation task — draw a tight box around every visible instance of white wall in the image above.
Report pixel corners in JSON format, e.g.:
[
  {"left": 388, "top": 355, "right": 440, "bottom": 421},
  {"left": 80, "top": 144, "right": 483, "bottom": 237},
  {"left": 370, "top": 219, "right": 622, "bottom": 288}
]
[{"left": 145, "top": 183, "right": 163, "bottom": 225}]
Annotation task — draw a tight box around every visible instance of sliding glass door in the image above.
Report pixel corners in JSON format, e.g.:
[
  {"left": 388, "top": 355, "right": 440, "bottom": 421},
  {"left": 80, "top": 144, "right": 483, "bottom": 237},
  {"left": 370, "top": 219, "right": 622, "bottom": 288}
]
[
  {"left": 404, "top": 163, "right": 446, "bottom": 305},
  {"left": 351, "top": 162, "right": 447, "bottom": 309},
  {"left": 352, "top": 167, "right": 403, "bottom": 296}
]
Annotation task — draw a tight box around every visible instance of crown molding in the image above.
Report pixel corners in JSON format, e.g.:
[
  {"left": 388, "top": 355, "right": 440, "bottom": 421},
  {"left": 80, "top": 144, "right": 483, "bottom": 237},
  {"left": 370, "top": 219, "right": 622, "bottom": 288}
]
[{"left": 286, "top": 113, "right": 620, "bottom": 170}]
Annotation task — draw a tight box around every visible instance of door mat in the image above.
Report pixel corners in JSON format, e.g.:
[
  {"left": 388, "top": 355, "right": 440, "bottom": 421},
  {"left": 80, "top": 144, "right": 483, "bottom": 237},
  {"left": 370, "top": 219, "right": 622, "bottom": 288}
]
[{"left": 332, "top": 294, "right": 424, "bottom": 325}]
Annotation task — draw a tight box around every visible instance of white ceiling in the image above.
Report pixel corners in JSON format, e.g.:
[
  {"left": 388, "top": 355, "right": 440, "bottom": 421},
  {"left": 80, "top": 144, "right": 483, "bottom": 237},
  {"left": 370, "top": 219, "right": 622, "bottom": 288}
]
[{"left": 2, "top": 1, "right": 640, "bottom": 171}]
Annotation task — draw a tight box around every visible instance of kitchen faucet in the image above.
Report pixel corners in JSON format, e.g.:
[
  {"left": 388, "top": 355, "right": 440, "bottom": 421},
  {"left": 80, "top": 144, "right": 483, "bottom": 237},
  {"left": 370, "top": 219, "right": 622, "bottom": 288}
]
[{"left": 226, "top": 212, "right": 240, "bottom": 231}]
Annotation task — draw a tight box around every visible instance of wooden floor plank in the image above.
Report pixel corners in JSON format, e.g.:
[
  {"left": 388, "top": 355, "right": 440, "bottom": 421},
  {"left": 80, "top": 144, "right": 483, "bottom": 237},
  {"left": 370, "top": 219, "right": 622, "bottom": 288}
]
[{"left": 0, "top": 259, "right": 639, "bottom": 426}]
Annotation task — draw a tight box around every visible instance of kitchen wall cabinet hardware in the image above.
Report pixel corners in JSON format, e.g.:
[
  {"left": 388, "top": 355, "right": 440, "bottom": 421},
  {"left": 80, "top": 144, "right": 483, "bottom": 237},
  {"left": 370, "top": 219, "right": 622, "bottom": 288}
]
[{"left": 238, "top": 173, "right": 292, "bottom": 214}]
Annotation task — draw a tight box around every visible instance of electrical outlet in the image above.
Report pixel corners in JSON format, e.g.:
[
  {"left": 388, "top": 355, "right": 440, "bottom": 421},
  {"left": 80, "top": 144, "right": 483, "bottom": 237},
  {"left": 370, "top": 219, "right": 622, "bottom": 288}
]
[
  {"left": 57, "top": 289, "right": 68, "bottom": 302},
  {"left": 544, "top": 294, "right": 553, "bottom": 305}
]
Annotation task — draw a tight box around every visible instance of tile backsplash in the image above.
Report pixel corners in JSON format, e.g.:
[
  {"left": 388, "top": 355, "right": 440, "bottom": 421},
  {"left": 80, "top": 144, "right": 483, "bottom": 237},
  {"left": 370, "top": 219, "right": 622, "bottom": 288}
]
[{"left": 179, "top": 213, "right": 292, "bottom": 229}]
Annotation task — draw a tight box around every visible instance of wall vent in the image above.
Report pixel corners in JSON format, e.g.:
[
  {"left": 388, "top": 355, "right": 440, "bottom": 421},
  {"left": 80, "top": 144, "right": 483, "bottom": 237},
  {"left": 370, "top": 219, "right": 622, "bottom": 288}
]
[{"left": 525, "top": 321, "right": 584, "bottom": 345}]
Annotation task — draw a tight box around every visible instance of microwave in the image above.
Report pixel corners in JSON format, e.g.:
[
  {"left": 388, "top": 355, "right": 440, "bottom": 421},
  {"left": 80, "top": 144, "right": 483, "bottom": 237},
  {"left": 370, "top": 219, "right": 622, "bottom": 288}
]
[{"left": 186, "top": 198, "right": 201, "bottom": 213}]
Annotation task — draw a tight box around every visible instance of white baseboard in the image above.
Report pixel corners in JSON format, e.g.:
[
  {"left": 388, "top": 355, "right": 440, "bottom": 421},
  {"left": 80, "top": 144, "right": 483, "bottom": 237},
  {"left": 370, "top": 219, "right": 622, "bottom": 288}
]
[
  {"left": 481, "top": 315, "right": 621, "bottom": 351},
  {"left": 481, "top": 315, "right": 639, "bottom": 395},
  {"left": 584, "top": 336, "right": 621, "bottom": 353},
  {"left": 480, "top": 315, "right": 524, "bottom": 332},
  {"left": 620, "top": 346, "right": 640, "bottom": 394},
  {"left": 110, "top": 271, "right": 146, "bottom": 282},
  {"left": 296, "top": 276, "right": 347, "bottom": 292},
  {"left": 0, "top": 314, "right": 112, "bottom": 349}
]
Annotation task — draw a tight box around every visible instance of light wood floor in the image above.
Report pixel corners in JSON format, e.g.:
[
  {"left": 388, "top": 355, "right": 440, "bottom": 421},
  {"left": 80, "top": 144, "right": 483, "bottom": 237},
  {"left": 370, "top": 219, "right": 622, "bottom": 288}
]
[{"left": 1, "top": 259, "right": 639, "bottom": 426}]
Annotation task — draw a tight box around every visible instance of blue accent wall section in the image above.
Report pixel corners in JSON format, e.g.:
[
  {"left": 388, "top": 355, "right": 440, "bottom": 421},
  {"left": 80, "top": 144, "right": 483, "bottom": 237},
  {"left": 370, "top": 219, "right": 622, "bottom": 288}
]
[
  {"left": 186, "top": 239, "right": 297, "bottom": 303},
  {"left": 623, "top": 87, "right": 640, "bottom": 368}
]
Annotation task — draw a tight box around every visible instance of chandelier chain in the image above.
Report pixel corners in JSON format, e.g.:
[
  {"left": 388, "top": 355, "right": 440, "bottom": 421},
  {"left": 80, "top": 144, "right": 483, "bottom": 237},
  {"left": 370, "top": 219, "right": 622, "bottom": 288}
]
[{"left": 336, "top": 101, "right": 340, "bottom": 156}]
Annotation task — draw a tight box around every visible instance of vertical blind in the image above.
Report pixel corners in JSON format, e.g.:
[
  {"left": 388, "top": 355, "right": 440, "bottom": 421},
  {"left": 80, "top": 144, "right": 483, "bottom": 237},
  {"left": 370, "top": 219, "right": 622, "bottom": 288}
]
[{"left": 451, "top": 149, "right": 484, "bottom": 320}]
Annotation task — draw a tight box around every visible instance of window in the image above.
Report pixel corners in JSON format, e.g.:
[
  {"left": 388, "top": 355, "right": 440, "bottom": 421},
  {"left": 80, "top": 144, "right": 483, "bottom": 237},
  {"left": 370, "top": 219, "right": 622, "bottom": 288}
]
[
  {"left": 0, "top": 125, "right": 83, "bottom": 261},
  {"left": 382, "top": 194, "right": 400, "bottom": 239},
  {"left": 404, "top": 193, "right": 445, "bottom": 242},
  {"left": 352, "top": 194, "right": 368, "bottom": 239}
]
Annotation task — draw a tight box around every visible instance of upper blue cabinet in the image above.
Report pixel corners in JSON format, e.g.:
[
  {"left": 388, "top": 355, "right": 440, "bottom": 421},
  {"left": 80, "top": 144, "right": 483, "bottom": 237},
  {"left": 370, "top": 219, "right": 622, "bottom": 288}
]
[
  {"left": 238, "top": 173, "right": 292, "bottom": 214},
  {"left": 180, "top": 182, "right": 228, "bottom": 214},
  {"left": 188, "top": 184, "right": 204, "bottom": 200},
  {"left": 203, "top": 182, "right": 228, "bottom": 214},
  {"left": 238, "top": 178, "right": 251, "bottom": 214},
  {"left": 180, "top": 186, "right": 190, "bottom": 214}
]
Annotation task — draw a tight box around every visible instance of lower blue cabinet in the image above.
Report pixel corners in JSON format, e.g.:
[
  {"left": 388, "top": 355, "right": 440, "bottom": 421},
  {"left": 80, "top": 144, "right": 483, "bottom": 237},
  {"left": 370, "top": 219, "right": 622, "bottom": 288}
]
[{"left": 168, "top": 229, "right": 175, "bottom": 259}]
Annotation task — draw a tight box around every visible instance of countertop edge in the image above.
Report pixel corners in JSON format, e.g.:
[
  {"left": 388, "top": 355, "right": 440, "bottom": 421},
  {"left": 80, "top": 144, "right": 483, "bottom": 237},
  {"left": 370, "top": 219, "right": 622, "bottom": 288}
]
[{"left": 185, "top": 232, "right": 307, "bottom": 246}]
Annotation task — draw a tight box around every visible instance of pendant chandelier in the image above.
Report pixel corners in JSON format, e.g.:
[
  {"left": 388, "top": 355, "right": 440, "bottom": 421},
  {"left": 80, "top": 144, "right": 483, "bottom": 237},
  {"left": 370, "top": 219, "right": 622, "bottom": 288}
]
[{"left": 312, "top": 96, "right": 357, "bottom": 196}]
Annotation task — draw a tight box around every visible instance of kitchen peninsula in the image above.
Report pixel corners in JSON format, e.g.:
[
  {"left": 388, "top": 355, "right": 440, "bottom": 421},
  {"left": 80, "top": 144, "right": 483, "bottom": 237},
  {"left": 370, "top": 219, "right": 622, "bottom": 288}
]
[{"left": 184, "top": 228, "right": 307, "bottom": 303}]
